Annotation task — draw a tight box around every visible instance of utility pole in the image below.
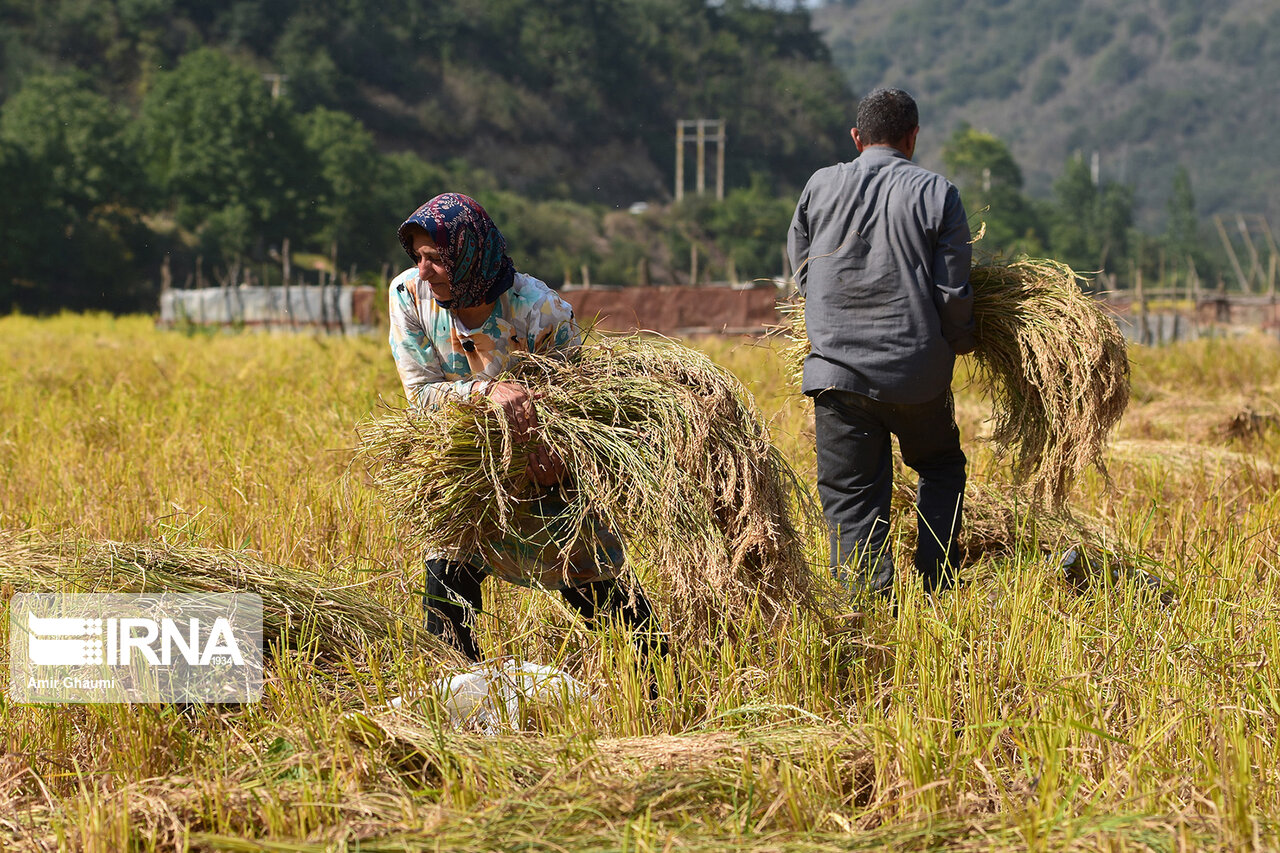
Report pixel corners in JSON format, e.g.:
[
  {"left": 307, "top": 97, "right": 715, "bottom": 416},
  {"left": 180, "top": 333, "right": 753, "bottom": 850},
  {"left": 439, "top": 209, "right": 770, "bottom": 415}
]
[
  {"left": 263, "top": 73, "right": 289, "bottom": 99},
  {"left": 1215, "top": 215, "right": 1251, "bottom": 293},
  {"left": 674, "top": 122, "right": 684, "bottom": 201},
  {"left": 674, "top": 119, "right": 726, "bottom": 201}
]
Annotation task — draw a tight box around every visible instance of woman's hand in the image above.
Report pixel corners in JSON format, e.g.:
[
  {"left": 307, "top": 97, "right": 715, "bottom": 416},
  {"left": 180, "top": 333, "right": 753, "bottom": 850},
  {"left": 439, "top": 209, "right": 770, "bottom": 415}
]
[
  {"left": 526, "top": 444, "right": 566, "bottom": 486},
  {"left": 486, "top": 381, "right": 538, "bottom": 442},
  {"left": 485, "top": 381, "right": 566, "bottom": 486}
]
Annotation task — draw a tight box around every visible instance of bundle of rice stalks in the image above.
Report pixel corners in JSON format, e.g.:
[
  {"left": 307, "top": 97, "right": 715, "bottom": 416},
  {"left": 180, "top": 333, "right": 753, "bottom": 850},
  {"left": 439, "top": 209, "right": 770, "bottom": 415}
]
[
  {"left": 888, "top": 480, "right": 1109, "bottom": 563},
  {"left": 783, "top": 256, "right": 1130, "bottom": 509},
  {"left": 341, "top": 712, "right": 873, "bottom": 800},
  {"left": 888, "top": 481, "right": 1168, "bottom": 599},
  {"left": 358, "top": 335, "right": 827, "bottom": 638},
  {"left": 1218, "top": 404, "right": 1280, "bottom": 442},
  {"left": 969, "top": 259, "right": 1129, "bottom": 507},
  {"left": 0, "top": 530, "right": 452, "bottom": 663}
]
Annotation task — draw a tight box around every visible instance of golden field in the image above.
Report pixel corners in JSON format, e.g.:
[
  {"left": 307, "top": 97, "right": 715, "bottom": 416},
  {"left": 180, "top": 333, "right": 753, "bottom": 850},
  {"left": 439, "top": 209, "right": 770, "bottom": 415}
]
[{"left": 2, "top": 313, "right": 1279, "bottom": 851}]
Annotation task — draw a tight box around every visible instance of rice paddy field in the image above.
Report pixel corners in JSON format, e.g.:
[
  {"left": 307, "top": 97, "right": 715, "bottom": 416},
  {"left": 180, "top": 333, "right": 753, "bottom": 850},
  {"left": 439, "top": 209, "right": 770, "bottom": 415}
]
[{"left": 2, "top": 312, "right": 1280, "bottom": 851}]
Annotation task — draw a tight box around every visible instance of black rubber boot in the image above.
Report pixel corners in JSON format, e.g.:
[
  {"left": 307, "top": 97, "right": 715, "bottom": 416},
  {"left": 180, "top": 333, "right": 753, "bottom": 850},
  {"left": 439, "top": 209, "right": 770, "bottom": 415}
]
[{"left": 422, "top": 558, "right": 486, "bottom": 661}]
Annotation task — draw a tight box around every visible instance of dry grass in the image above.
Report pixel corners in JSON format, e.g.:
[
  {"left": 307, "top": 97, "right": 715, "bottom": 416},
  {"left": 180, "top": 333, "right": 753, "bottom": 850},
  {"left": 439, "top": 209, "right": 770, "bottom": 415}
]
[
  {"left": 0, "top": 530, "right": 455, "bottom": 664},
  {"left": 886, "top": 479, "right": 1116, "bottom": 564},
  {"left": 2, "top": 315, "right": 1280, "bottom": 851},
  {"left": 1217, "top": 404, "right": 1280, "bottom": 442},
  {"left": 968, "top": 258, "right": 1130, "bottom": 508},
  {"left": 358, "top": 334, "right": 829, "bottom": 639}
]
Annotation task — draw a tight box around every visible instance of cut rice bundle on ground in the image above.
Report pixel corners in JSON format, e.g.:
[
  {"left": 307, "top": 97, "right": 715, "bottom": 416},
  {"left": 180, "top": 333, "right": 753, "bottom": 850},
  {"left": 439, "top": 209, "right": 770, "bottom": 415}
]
[
  {"left": 889, "top": 479, "right": 1112, "bottom": 562},
  {"left": 358, "top": 334, "right": 829, "bottom": 638},
  {"left": 886, "top": 480, "right": 1165, "bottom": 597},
  {"left": 0, "top": 530, "right": 453, "bottom": 663},
  {"left": 783, "top": 255, "right": 1130, "bottom": 509}
]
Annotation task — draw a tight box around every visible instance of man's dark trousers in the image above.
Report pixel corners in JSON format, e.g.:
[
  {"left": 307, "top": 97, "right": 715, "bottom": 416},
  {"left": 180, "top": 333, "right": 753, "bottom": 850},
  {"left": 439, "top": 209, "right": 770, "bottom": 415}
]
[{"left": 814, "top": 388, "right": 965, "bottom": 595}]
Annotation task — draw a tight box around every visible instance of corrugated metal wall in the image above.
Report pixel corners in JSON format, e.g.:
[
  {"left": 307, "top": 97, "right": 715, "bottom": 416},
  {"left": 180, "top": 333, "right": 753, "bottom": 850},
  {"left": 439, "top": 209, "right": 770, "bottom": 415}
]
[{"left": 158, "top": 286, "right": 378, "bottom": 333}]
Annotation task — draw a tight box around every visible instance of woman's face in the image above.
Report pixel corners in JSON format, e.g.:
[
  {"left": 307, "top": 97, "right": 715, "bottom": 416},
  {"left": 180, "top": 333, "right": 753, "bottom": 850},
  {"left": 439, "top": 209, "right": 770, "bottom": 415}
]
[{"left": 411, "top": 229, "right": 452, "bottom": 303}]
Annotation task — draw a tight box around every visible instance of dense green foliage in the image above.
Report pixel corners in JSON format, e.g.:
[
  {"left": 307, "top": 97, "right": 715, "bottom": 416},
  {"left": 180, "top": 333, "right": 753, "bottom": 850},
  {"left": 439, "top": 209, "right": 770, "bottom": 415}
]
[
  {"left": 0, "top": 72, "right": 152, "bottom": 311},
  {"left": 0, "top": 0, "right": 857, "bottom": 313},
  {"left": 942, "top": 125, "right": 1047, "bottom": 255},
  {"left": 934, "top": 124, "right": 1255, "bottom": 292},
  {"left": 0, "top": 0, "right": 1270, "bottom": 312}
]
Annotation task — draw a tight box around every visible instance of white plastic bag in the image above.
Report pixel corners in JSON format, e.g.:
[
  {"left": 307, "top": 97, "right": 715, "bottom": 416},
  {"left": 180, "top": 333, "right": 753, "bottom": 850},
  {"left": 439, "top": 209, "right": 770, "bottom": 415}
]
[{"left": 389, "top": 661, "right": 586, "bottom": 733}]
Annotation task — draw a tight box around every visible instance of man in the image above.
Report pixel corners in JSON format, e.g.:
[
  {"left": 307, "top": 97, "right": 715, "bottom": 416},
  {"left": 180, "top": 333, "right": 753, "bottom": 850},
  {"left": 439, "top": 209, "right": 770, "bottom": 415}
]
[{"left": 788, "top": 87, "right": 976, "bottom": 598}]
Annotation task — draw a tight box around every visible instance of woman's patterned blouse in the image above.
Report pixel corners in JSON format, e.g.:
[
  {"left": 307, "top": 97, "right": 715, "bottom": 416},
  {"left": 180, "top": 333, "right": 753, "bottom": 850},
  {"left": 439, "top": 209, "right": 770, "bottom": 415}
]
[{"left": 387, "top": 269, "right": 580, "bottom": 407}]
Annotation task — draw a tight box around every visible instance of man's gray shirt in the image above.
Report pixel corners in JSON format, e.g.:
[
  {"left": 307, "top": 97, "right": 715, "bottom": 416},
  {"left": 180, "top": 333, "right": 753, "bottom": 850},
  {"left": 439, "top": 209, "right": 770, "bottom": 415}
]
[{"left": 788, "top": 146, "right": 975, "bottom": 405}]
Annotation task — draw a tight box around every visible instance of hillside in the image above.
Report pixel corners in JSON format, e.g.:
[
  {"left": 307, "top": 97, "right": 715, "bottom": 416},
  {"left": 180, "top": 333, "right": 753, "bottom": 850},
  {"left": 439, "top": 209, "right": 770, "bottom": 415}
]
[
  {"left": 0, "top": 0, "right": 850, "bottom": 205},
  {"left": 813, "top": 0, "right": 1280, "bottom": 227},
  {"left": 0, "top": 0, "right": 853, "bottom": 311},
  {"left": 3, "top": 0, "right": 1272, "bottom": 311}
]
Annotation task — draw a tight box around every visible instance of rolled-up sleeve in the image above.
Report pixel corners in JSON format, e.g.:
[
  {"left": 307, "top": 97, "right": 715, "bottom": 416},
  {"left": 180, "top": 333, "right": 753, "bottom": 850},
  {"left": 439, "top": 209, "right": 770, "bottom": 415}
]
[{"left": 931, "top": 185, "right": 976, "bottom": 355}]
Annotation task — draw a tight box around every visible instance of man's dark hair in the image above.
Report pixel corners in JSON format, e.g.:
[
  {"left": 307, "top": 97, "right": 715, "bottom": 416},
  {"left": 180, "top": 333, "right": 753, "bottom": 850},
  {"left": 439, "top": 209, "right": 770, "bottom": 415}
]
[{"left": 856, "top": 88, "right": 919, "bottom": 145}]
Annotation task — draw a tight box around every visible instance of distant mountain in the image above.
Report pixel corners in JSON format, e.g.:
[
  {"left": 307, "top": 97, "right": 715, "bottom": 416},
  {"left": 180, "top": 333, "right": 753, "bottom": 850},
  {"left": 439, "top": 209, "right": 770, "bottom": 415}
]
[{"left": 813, "top": 0, "right": 1280, "bottom": 227}]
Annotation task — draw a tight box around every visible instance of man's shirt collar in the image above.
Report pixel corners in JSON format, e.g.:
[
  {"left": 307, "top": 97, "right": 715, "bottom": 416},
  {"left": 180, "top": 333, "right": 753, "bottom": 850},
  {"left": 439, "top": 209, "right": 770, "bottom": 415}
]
[{"left": 855, "top": 145, "right": 910, "bottom": 164}]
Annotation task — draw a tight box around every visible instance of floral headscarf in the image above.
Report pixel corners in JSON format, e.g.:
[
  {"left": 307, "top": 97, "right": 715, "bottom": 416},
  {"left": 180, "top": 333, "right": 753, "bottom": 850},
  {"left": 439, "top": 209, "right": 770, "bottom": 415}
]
[{"left": 397, "top": 193, "right": 516, "bottom": 310}]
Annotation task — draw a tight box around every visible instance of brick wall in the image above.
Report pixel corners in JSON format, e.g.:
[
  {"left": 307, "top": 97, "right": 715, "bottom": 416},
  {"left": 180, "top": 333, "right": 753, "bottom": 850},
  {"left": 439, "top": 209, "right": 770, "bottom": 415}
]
[{"left": 560, "top": 285, "right": 780, "bottom": 335}]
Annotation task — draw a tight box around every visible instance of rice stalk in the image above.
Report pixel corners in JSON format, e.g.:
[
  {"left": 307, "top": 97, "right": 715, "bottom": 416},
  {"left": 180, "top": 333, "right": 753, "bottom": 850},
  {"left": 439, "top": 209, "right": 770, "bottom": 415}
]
[
  {"left": 0, "top": 529, "right": 452, "bottom": 663},
  {"left": 889, "top": 479, "right": 1134, "bottom": 569},
  {"left": 968, "top": 257, "right": 1129, "bottom": 507},
  {"left": 358, "top": 335, "right": 830, "bottom": 639},
  {"left": 782, "top": 255, "right": 1130, "bottom": 509}
]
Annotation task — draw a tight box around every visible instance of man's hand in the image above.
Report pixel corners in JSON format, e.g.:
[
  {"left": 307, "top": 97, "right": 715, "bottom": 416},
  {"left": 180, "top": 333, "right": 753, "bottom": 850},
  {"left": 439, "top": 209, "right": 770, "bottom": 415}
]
[
  {"left": 952, "top": 334, "right": 978, "bottom": 356},
  {"left": 485, "top": 381, "right": 566, "bottom": 486}
]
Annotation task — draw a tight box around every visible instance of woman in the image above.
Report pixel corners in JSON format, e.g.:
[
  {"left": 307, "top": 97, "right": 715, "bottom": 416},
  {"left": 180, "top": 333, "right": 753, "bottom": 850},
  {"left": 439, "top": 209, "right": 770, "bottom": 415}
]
[{"left": 388, "top": 193, "right": 667, "bottom": 665}]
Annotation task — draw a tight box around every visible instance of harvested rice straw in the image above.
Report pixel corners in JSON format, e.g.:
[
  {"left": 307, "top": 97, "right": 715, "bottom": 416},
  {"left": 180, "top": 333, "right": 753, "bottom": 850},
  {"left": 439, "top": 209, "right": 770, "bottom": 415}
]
[
  {"left": 359, "top": 334, "right": 829, "bottom": 638},
  {"left": 969, "top": 258, "right": 1129, "bottom": 506},
  {"left": 0, "top": 530, "right": 455, "bottom": 663},
  {"left": 889, "top": 479, "right": 1114, "bottom": 563},
  {"left": 783, "top": 255, "right": 1130, "bottom": 509},
  {"left": 886, "top": 480, "right": 1165, "bottom": 597},
  {"left": 342, "top": 712, "right": 872, "bottom": 787}
]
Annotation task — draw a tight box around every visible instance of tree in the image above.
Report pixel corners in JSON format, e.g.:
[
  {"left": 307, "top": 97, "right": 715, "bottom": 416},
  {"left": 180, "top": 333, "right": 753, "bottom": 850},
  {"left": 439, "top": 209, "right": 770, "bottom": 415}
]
[
  {"left": 700, "top": 173, "right": 796, "bottom": 281},
  {"left": 1164, "top": 165, "right": 1201, "bottom": 264},
  {"left": 0, "top": 0, "right": 866, "bottom": 303},
  {"left": 0, "top": 141, "right": 55, "bottom": 312},
  {"left": 0, "top": 73, "right": 149, "bottom": 312},
  {"left": 1049, "top": 153, "right": 1134, "bottom": 282},
  {"left": 1096, "top": 181, "right": 1134, "bottom": 271},
  {"left": 941, "top": 125, "right": 1023, "bottom": 191},
  {"left": 940, "top": 126, "right": 1045, "bottom": 255},
  {"left": 298, "top": 107, "right": 385, "bottom": 268},
  {"left": 0, "top": 73, "right": 144, "bottom": 217},
  {"left": 138, "top": 48, "right": 311, "bottom": 262}
]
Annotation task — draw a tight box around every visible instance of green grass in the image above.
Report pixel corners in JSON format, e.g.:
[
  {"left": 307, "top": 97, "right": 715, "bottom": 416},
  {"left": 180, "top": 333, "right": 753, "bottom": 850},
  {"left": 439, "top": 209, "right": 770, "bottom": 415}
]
[{"left": 2, "top": 314, "right": 1280, "bottom": 850}]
